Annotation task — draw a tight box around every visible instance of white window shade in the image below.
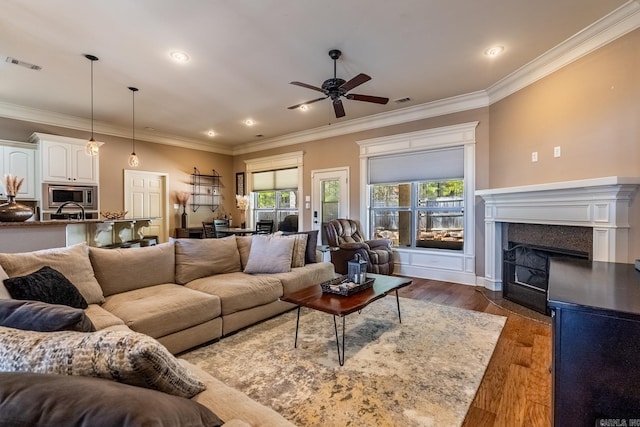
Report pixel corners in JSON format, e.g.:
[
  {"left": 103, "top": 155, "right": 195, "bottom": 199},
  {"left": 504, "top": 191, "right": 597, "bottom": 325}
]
[
  {"left": 252, "top": 168, "right": 298, "bottom": 190},
  {"left": 368, "top": 147, "right": 463, "bottom": 184}
]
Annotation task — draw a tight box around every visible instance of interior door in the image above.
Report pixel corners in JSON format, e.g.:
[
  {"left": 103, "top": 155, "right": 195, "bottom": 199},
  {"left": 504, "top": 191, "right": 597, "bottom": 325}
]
[
  {"left": 124, "top": 170, "right": 168, "bottom": 242},
  {"left": 311, "top": 168, "right": 349, "bottom": 245}
]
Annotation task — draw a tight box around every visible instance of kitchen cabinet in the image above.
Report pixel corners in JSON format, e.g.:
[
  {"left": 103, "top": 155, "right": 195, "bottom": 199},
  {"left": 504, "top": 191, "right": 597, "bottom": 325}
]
[
  {"left": 31, "top": 133, "right": 99, "bottom": 185},
  {"left": 0, "top": 141, "right": 37, "bottom": 200}
]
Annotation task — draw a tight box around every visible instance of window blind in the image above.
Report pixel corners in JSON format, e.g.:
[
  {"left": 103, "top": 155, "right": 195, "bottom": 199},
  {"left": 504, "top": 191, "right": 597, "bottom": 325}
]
[
  {"left": 368, "top": 147, "right": 463, "bottom": 184},
  {"left": 252, "top": 168, "right": 298, "bottom": 190}
]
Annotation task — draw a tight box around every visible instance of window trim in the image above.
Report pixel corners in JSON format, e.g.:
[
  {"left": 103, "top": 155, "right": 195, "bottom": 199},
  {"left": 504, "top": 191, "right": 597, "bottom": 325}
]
[{"left": 356, "top": 122, "right": 478, "bottom": 283}]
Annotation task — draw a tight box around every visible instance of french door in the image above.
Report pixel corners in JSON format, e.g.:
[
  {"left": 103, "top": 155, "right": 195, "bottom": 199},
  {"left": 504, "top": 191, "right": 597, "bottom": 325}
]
[{"left": 311, "top": 167, "right": 349, "bottom": 245}]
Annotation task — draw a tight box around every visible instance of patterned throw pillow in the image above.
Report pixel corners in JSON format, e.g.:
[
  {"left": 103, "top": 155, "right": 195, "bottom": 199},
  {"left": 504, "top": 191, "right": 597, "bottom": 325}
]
[
  {"left": 282, "top": 230, "right": 319, "bottom": 264},
  {"left": 280, "top": 233, "right": 308, "bottom": 268},
  {"left": 0, "top": 299, "right": 95, "bottom": 332},
  {"left": 3, "top": 266, "right": 88, "bottom": 309},
  {"left": 0, "top": 327, "right": 206, "bottom": 398}
]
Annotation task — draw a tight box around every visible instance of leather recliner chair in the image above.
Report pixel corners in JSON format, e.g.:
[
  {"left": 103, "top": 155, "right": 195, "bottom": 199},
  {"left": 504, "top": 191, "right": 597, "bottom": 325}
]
[{"left": 324, "top": 218, "right": 394, "bottom": 275}]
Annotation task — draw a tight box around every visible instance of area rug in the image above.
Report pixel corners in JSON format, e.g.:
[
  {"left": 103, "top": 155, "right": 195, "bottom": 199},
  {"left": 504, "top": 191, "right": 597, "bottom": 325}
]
[{"left": 182, "top": 297, "right": 506, "bottom": 427}]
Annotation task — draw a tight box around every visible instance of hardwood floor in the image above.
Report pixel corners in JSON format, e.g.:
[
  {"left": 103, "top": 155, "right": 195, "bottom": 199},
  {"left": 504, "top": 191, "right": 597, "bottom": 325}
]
[{"left": 397, "top": 277, "right": 552, "bottom": 427}]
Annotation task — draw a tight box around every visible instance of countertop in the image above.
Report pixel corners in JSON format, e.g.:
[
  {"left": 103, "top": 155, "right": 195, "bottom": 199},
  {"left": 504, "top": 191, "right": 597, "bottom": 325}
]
[{"left": 0, "top": 218, "right": 157, "bottom": 227}]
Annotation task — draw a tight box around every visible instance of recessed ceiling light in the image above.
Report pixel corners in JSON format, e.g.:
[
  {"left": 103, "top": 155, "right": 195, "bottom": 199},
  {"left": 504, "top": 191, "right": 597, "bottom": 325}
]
[
  {"left": 206, "top": 130, "right": 216, "bottom": 137},
  {"left": 169, "top": 51, "right": 190, "bottom": 63},
  {"left": 484, "top": 46, "right": 504, "bottom": 57},
  {"left": 299, "top": 104, "right": 309, "bottom": 111},
  {"left": 244, "top": 119, "right": 255, "bottom": 126}
]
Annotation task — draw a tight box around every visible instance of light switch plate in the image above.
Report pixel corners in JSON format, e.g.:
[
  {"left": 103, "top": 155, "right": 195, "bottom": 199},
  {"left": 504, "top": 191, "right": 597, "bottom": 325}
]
[
  {"left": 531, "top": 152, "right": 538, "bottom": 162},
  {"left": 554, "top": 146, "right": 561, "bottom": 157}
]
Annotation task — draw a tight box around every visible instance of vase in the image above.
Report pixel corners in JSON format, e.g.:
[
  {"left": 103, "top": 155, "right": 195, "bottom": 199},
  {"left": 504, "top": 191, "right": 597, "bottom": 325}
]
[
  {"left": 181, "top": 205, "right": 188, "bottom": 228},
  {"left": 0, "top": 195, "right": 33, "bottom": 222},
  {"left": 240, "top": 210, "right": 246, "bottom": 229}
]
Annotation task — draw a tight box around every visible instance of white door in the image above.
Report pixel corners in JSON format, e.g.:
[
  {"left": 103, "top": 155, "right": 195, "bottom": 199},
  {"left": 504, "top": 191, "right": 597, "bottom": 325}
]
[
  {"left": 124, "top": 170, "right": 168, "bottom": 242},
  {"left": 311, "top": 167, "right": 349, "bottom": 245}
]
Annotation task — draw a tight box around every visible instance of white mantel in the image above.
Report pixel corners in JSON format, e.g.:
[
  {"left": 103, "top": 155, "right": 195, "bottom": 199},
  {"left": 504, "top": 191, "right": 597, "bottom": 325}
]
[{"left": 476, "top": 176, "right": 640, "bottom": 291}]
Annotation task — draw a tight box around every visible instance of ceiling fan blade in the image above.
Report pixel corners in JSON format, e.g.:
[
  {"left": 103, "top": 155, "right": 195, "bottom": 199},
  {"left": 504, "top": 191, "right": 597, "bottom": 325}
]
[
  {"left": 287, "top": 96, "right": 327, "bottom": 110},
  {"left": 346, "top": 93, "right": 390, "bottom": 104},
  {"left": 339, "top": 73, "right": 371, "bottom": 92},
  {"left": 290, "top": 81, "right": 325, "bottom": 93},
  {"left": 333, "top": 99, "right": 346, "bottom": 118}
]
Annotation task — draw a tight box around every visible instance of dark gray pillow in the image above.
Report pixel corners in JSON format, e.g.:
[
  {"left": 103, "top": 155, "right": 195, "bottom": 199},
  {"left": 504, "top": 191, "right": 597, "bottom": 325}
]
[
  {"left": 0, "top": 299, "right": 94, "bottom": 332},
  {"left": 3, "top": 266, "right": 88, "bottom": 309},
  {"left": 0, "top": 372, "right": 223, "bottom": 427},
  {"left": 283, "top": 230, "right": 319, "bottom": 264}
]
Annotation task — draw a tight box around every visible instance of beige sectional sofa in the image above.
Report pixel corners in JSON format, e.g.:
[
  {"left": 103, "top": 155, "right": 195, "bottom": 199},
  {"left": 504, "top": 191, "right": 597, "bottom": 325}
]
[{"left": 0, "top": 234, "right": 336, "bottom": 426}]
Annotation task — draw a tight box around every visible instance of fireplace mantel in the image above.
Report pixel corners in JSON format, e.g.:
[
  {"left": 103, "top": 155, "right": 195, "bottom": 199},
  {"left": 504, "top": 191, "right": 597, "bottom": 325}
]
[{"left": 476, "top": 176, "right": 640, "bottom": 290}]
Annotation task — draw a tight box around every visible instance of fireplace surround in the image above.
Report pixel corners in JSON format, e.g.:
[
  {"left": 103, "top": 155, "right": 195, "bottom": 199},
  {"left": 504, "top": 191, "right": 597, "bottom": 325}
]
[{"left": 476, "top": 176, "right": 640, "bottom": 291}]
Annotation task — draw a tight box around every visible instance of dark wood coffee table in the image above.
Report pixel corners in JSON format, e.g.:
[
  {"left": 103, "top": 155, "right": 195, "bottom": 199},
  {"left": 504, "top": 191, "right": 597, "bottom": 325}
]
[{"left": 281, "top": 273, "right": 412, "bottom": 366}]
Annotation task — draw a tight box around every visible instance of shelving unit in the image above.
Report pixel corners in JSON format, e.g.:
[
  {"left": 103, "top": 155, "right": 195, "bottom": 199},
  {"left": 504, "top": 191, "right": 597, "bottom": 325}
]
[{"left": 191, "top": 167, "right": 220, "bottom": 212}]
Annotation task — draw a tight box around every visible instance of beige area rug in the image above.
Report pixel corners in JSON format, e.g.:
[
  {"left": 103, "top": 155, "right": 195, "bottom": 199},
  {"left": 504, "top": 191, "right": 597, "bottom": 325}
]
[{"left": 182, "top": 297, "right": 506, "bottom": 427}]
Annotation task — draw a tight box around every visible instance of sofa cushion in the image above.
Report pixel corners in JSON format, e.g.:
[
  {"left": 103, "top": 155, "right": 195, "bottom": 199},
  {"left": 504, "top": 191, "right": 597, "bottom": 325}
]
[
  {"left": 175, "top": 236, "right": 242, "bottom": 284},
  {"left": 186, "top": 272, "right": 283, "bottom": 316},
  {"left": 243, "top": 235, "right": 295, "bottom": 274},
  {"left": 0, "top": 327, "right": 206, "bottom": 398},
  {"left": 282, "top": 230, "right": 319, "bottom": 264},
  {"left": 3, "top": 266, "right": 88, "bottom": 309},
  {"left": 102, "top": 284, "right": 221, "bottom": 338},
  {"left": 284, "top": 233, "right": 307, "bottom": 267},
  {"left": 0, "top": 243, "right": 104, "bottom": 304},
  {"left": 263, "top": 262, "right": 337, "bottom": 295},
  {"left": 0, "top": 372, "right": 223, "bottom": 427},
  {"left": 236, "top": 235, "right": 253, "bottom": 269},
  {"left": 85, "top": 303, "right": 127, "bottom": 330},
  {"left": 89, "top": 242, "right": 176, "bottom": 297},
  {"left": 0, "top": 299, "right": 94, "bottom": 332}
]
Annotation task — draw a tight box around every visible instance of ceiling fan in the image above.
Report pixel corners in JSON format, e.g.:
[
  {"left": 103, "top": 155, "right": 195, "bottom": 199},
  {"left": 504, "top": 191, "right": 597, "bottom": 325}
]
[{"left": 288, "top": 49, "right": 389, "bottom": 118}]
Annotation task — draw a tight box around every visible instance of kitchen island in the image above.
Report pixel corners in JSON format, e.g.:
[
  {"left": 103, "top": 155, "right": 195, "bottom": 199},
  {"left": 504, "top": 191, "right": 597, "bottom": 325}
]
[{"left": 0, "top": 218, "right": 157, "bottom": 253}]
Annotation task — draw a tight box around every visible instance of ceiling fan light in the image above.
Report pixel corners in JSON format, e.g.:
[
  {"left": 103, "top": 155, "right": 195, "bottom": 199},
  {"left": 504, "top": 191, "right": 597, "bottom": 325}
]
[{"left": 299, "top": 104, "right": 309, "bottom": 111}]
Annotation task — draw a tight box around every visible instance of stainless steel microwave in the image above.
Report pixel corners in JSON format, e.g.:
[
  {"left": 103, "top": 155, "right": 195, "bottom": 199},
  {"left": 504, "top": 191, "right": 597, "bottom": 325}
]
[{"left": 42, "top": 184, "right": 98, "bottom": 210}]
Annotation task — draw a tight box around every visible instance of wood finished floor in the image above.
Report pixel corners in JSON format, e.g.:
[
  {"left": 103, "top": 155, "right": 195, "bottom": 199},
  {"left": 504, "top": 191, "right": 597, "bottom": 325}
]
[{"left": 397, "top": 277, "right": 552, "bottom": 427}]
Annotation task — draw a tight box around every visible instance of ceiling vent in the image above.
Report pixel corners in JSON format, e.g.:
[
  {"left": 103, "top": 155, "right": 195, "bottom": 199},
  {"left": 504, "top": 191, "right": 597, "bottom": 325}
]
[
  {"left": 5, "top": 57, "right": 42, "bottom": 71},
  {"left": 394, "top": 97, "right": 411, "bottom": 104}
]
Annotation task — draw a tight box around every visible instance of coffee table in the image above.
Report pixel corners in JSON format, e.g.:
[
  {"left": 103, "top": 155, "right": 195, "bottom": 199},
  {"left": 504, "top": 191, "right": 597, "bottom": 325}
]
[{"left": 281, "top": 273, "right": 412, "bottom": 366}]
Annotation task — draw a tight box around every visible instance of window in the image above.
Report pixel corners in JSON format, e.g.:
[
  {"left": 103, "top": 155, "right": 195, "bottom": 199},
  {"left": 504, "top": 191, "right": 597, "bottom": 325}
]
[
  {"left": 253, "top": 190, "right": 297, "bottom": 226},
  {"left": 370, "top": 179, "right": 464, "bottom": 250}
]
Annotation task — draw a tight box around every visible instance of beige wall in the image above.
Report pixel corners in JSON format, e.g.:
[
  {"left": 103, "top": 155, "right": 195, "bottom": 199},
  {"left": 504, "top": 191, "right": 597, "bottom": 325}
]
[
  {"left": 1, "top": 27, "right": 639, "bottom": 270},
  {"left": 489, "top": 28, "right": 640, "bottom": 261}
]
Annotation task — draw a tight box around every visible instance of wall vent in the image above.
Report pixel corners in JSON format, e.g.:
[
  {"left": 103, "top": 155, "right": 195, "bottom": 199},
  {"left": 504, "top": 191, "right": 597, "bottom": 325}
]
[{"left": 393, "top": 97, "right": 411, "bottom": 104}]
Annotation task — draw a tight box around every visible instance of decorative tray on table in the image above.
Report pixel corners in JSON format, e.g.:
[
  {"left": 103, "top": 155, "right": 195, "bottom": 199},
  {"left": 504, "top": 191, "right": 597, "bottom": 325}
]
[{"left": 320, "top": 275, "right": 375, "bottom": 296}]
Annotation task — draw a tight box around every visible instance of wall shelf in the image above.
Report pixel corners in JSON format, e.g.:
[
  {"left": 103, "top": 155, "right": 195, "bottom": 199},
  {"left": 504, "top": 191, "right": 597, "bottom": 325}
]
[{"left": 191, "top": 167, "right": 220, "bottom": 212}]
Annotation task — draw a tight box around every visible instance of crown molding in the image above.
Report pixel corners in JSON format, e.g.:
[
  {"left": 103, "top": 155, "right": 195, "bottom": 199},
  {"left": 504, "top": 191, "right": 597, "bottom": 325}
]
[
  {"left": 0, "top": 101, "right": 233, "bottom": 155},
  {"left": 232, "top": 91, "right": 489, "bottom": 155},
  {"left": 487, "top": 0, "right": 640, "bottom": 104}
]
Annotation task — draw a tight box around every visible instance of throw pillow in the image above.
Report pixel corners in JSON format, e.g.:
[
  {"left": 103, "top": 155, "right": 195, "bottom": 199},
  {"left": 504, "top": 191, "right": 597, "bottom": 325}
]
[
  {"left": 0, "top": 243, "right": 104, "bottom": 304},
  {"left": 243, "top": 235, "right": 295, "bottom": 274},
  {"left": 174, "top": 236, "right": 242, "bottom": 284},
  {"left": 3, "top": 266, "right": 88, "bottom": 309},
  {"left": 0, "top": 327, "right": 206, "bottom": 398},
  {"left": 280, "top": 233, "right": 307, "bottom": 268},
  {"left": 282, "top": 230, "right": 319, "bottom": 264},
  {"left": 0, "top": 372, "right": 223, "bottom": 427},
  {"left": 0, "top": 299, "right": 95, "bottom": 332}
]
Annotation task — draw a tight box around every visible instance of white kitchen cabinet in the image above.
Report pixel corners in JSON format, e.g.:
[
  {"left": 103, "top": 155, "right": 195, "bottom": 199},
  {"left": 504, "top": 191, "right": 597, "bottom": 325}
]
[
  {"left": 31, "top": 133, "right": 99, "bottom": 185},
  {"left": 0, "top": 141, "right": 37, "bottom": 200}
]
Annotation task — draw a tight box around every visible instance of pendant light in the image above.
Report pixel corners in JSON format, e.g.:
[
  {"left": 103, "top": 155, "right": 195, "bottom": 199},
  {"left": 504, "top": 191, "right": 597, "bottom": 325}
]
[
  {"left": 84, "top": 54, "right": 100, "bottom": 156},
  {"left": 127, "top": 86, "right": 140, "bottom": 167}
]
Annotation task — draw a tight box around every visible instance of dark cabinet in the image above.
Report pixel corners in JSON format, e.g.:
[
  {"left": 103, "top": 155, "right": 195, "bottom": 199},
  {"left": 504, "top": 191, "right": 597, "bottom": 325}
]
[{"left": 548, "top": 258, "right": 640, "bottom": 426}]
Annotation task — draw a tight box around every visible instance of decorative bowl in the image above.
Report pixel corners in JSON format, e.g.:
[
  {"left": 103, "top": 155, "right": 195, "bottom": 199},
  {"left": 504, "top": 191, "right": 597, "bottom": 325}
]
[{"left": 101, "top": 210, "right": 128, "bottom": 220}]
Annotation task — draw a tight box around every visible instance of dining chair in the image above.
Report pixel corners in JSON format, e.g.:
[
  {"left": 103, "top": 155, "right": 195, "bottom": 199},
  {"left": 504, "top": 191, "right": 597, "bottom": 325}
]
[
  {"left": 256, "top": 220, "right": 274, "bottom": 234},
  {"left": 202, "top": 221, "right": 217, "bottom": 238}
]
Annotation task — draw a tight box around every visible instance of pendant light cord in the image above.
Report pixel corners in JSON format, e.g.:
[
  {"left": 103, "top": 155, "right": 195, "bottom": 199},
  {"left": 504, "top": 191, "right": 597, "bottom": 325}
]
[
  {"left": 90, "top": 58, "right": 94, "bottom": 140},
  {"left": 132, "top": 88, "right": 135, "bottom": 153}
]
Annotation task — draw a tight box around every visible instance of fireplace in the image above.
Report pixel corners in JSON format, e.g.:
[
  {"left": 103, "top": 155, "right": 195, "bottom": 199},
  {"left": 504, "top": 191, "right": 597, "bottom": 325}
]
[
  {"left": 476, "top": 176, "right": 640, "bottom": 292},
  {"left": 502, "top": 242, "right": 588, "bottom": 314}
]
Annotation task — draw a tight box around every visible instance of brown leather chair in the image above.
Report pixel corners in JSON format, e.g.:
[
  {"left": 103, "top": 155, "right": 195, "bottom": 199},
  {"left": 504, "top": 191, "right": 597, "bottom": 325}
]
[{"left": 324, "top": 218, "right": 394, "bottom": 275}]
